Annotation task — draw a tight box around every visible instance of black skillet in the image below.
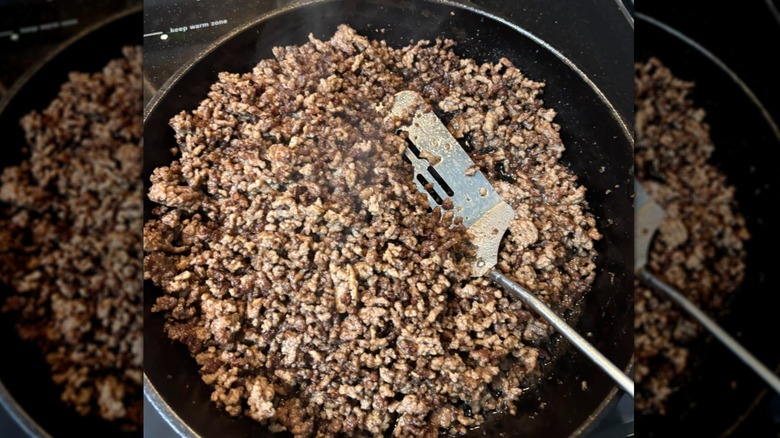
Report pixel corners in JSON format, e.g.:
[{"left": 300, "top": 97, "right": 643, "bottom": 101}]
[
  {"left": 0, "top": 7, "right": 142, "bottom": 438},
  {"left": 143, "top": 1, "right": 634, "bottom": 436},
  {"left": 634, "top": 14, "right": 780, "bottom": 438}
]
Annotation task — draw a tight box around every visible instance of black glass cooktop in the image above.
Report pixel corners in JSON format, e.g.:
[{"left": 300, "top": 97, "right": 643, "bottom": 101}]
[{"left": 0, "top": 0, "right": 139, "bottom": 99}]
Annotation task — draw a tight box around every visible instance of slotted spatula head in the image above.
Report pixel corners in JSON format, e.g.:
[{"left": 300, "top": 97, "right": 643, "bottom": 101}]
[
  {"left": 387, "top": 90, "right": 516, "bottom": 277},
  {"left": 634, "top": 179, "right": 666, "bottom": 273}
]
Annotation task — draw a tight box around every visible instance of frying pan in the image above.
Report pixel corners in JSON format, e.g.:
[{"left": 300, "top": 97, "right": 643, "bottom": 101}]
[
  {"left": 0, "top": 7, "right": 142, "bottom": 437},
  {"left": 143, "top": 1, "right": 634, "bottom": 436},
  {"left": 634, "top": 14, "right": 780, "bottom": 437}
]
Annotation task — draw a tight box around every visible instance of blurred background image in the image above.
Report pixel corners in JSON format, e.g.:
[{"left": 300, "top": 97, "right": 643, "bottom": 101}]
[
  {"left": 0, "top": 1, "right": 142, "bottom": 437},
  {"left": 141, "top": 1, "right": 634, "bottom": 437},
  {"left": 634, "top": 1, "right": 780, "bottom": 436}
]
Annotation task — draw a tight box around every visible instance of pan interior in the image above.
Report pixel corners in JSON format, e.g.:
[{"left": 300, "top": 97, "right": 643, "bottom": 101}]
[{"left": 143, "top": 1, "right": 633, "bottom": 437}]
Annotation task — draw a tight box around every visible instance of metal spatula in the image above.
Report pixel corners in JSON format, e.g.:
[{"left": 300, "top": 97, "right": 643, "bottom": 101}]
[
  {"left": 635, "top": 180, "right": 780, "bottom": 394},
  {"left": 388, "top": 90, "right": 634, "bottom": 397}
]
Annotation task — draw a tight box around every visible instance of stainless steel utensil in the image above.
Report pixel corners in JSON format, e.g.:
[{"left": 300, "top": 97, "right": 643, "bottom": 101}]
[
  {"left": 388, "top": 90, "right": 634, "bottom": 397},
  {"left": 634, "top": 179, "right": 780, "bottom": 394}
]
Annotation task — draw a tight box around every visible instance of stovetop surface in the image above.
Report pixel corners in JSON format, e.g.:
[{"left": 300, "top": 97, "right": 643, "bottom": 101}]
[
  {"left": 141, "top": 0, "right": 634, "bottom": 116},
  {"left": 0, "top": 0, "right": 139, "bottom": 97}
]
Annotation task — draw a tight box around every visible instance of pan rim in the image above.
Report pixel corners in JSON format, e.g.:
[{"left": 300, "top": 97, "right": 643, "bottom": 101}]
[
  {"left": 145, "top": 378, "right": 199, "bottom": 438},
  {"left": 0, "top": 6, "right": 143, "bottom": 437},
  {"left": 635, "top": 12, "right": 780, "bottom": 435},
  {"left": 142, "top": 0, "right": 633, "bottom": 145},
  {"left": 635, "top": 13, "right": 780, "bottom": 142},
  {"left": 142, "top": 1, "right": 634, "bottom": 437}
]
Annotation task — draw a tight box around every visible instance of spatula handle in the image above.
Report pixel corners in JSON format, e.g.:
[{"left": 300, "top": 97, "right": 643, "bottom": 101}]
[
  {"left": 640, "top": 269, "right": 780, "bottom": 395},
  {"left": 488, "top": 269, "right": 635, "bottom": 397}
]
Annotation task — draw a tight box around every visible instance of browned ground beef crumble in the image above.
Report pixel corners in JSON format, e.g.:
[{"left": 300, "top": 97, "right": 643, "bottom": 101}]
[
  {"left": 0, "top": 47, "right": 143, "bottom": 430},
  {"left": 634, "top": 58, "right": 749, "bottom": 414},
  {"left": 144, "top": 25, "right": 601, "bottom": 436}
]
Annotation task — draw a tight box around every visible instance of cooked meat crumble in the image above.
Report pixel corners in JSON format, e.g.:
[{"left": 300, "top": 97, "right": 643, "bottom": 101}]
[
  {"left": 0, "top": 47, "right": 143, "bottom": 430},
  {"left": 144, "top": 25, "right": 600, "bottom": 436},
  {"left": 634, "top": 58, "right": 749, "bottom": 414}
]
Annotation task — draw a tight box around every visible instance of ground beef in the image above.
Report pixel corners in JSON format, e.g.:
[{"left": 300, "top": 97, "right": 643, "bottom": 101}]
[
  {"left": 144, "top": 25, "right": 600, "bottom": 436},
  {"left": 0, "top": 46, "right": 143, "bottom": 430},
  {"left": 634, "top": 58, "right": 750, "bottom": 414}
]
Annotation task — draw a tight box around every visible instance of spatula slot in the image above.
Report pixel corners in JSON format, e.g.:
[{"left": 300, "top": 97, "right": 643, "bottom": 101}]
[
  {"left": 427, "top": 166, "right": 454, "bottom": 197},
  {"left": 403, "top": 135, "right": 421, "bottom": 158},
  {"left": 416, "top": 174, "right": 444, "bottom": 205}
]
